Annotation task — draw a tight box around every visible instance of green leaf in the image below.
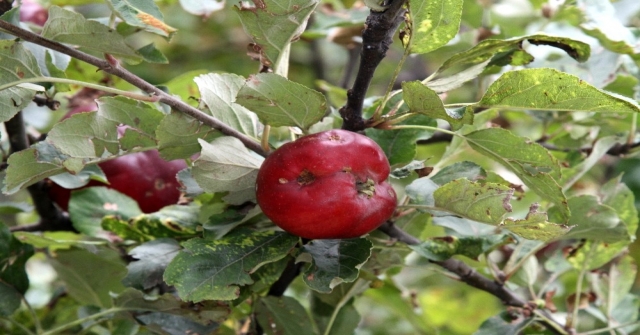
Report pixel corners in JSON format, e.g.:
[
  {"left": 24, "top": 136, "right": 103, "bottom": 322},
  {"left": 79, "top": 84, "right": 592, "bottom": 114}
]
[
  {"left": 195, "top": 73, "right": 261, "bottom": 139},
  {"left": 478, "top": 68, "right": 640, "bottom": 114},
  {"left": 50, "top": 247, "right": 127, "bottom": 308},
  {"left": 501, "top": 205, "right": 571, "bottom": 241},
  {"left": 434, "top": 34, "right": 590, "bottom": 76},
  {"left": 407, "top": 0, "right": 463, "bottom": 54},
  {"left": 3, "top": 142, "right": 70, "bottom": 194},
  {"left": 157, "top": 112, "right": 219, "bottom": 160},
  {"left": 47, "top": 96, "right": 163, "bottom": 158},
  {"left": 48, "top": 111, "right": 117, "bottom": 158},
  {"left": 301, "top": 238, "right": 372, "bottom": 293},
  {"left": 431, "top": 161, "right": 486, "bottom": 185},
  {"left": 256, "top": 296, "right": 316, "bottom": 335},
  {"left": 601, "top": 176, "right": 638, "bottom": 238},
  {"left": 164, "top": 230, "right": 298, "bottom": 302},
  {"left": 69, "top": 187, "right": 143, "bottom": 237},
  {"left": 136, "top": 43, "right": 168, "bottom": 63},
  {"left": 465, "top": 128, "right": 569, "bottom": 222},
  {"left": 311, "top": 292, "right": 360, "bottom": 335},
  {"left": 0, "top": 41, "right": 42, "bottom": 121},
  {"left": 474, "top": 312, "right": 534, "bottom": 335},
  {"left": 410, "top": 234, "right": 511, "bottom": 261},
  {"left": 425, "top": 60, "right": 490, "bottom": 93},
  {"left": 0, "top": 282, "right": 22, "bottom": 317},
  {"left": 592, "top": 255, "right": 637, "bottom": 317},
  {"left": 235, "top": 0, "right": 318, "bottom": 68},
  {"left": 49, "top": 164, "right": 106, "bottom": 189},
  {"left": 122, "top": 238, "right": 181, "bottom": 290},
  {"left": 403, "top": 81, "right": 472, "bottom": 130},
  {"left": 192, "top": 137, "right": 263, "bottom": 205},
  {"left": 136, "top": 312, "right": 220, "bottom": 334},
  {"left": 235, "top": 73, "right": 328, "bottom": 131},
  {"left": 102, "top": 205, "right": 199, "bottom": 242},
  {"left": 12, "top": 231, "right": 93, "bottom": 250},
  {"left": 41, "top": 6, "right": 141, "bottom": 61},
  {"left": 434, "top": 179, "right": 514, "bottom": 225},
  {"left": 0, "top": 222, "right": 34, "bottom": 294},
  {"left": 567, "top": 241, "right": 628, "bottom": 271},
  {"left": 366, "top": 113, "right": 435, "bottom": 167},
  {"left": 107, "top": 0, "right": 176, "bottom": 38},
  {"left": 553, "top": 195, "right": 628, "bottom": 242}
]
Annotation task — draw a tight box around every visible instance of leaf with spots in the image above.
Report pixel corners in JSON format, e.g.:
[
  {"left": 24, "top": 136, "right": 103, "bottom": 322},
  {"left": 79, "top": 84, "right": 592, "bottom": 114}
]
[
  {"left": 464, "top": 128, "right": 570, "bottom": 222},
  {"left": 477, "top": 68, "right": 640, "bottom": 114},
  {"left": 235, "top": 0, "right": 317, "bottom": 69},
  {"left": 163, "top": 230, "right": 298, "bottom": 302},
  {"left": 102, "top": 205, "right": 199, "bottom": 242},
  {"left": 107, "top": 0, "right": 177, "bottom": 39},
  {"left": 407, "top": 0, "right": 463, "bottom": 54},
  {"left": 235, "top": 73, "right": 329, "bottom": 131},
  {"left": 550, "top": 195, "right": 630, "bottom": 243},
  {"left": 433, "top": 34, "right": 590, "bottom": 77},
  {"left": 301, "top": 238, "right": 372, "bottom": 293},
  {"left": 0, "top": 41, "right": 42, "bottom": 122},
  {"left": 501, "top": 205, "right": 571, "bottom": 241},
  {"left": 433, "top": 179, "right": 514, "bottom": 225}
]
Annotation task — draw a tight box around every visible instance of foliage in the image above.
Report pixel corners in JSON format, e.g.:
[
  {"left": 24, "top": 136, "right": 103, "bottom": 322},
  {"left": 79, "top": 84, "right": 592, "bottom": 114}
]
[{"left": 1, "top": 0, "right": 640, "bottom": 334}]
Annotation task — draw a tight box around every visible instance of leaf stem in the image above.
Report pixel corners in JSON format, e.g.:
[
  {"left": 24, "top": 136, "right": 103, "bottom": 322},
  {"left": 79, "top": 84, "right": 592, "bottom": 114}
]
[
  {"left": 578, "top": 320, "right": 640, "bottom": 335},
  {"left": 40, "top": 307, "right": 137, "bottom": 335},
  {"left": 0, "top": 316, "right": 37, "bottom": 335},
  {"left": 533, "top": 310, "right": 569, "bottom": 335},
  {"left": 568, "top": 242, "right": 598, "bottom": 330},
  {"left": 23, "top": 296, "right": 43, "bottom": 335},
  {"left": 388, "top": 124, "right": 459, "bottom": 137},
  {"left": 323, "top": 279, "right": 370, "bottom": 335},
  {"left": 0, "top": 77, "right": 160, "bottom": 102},
  {"left": 502, "top": 241, "right": 546, "bottom": 280}
]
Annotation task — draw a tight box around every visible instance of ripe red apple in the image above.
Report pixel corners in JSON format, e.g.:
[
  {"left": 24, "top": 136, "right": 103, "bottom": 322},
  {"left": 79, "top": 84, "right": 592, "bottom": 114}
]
[{"left": 256, "top": 129, "right": 397, "bottom": 239}]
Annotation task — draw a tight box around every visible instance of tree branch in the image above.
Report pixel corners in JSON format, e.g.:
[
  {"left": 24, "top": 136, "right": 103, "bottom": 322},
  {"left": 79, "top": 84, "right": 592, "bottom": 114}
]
[
  {"left": 339, "top": 2, "right": 407, "bottom": 131},
  {"left": 0, "top": 20, "right": 267, "bottom": 157},
  {"left": 377, "top": 220, "right": 565, "bottom": 334}
]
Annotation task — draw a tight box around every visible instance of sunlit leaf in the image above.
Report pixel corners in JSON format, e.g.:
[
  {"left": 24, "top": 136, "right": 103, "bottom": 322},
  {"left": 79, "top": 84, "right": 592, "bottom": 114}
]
[
  {"left": 192, "top": 137, "right": 263, "bottom": 205},
  {"left": 403, "top": 81, "right": 472, "bottom": 130},
  {"left": 407, "top": 0, "right": 463, "bottom": 54},
  {"left": 235, "top": 73, "right": 328, "bottom": 131},
  {"left": 434, "top": 179, "right": 514, "bottom": 225},
  {"left": 478, "top": 68, "right": 640, "bottom": 114}
]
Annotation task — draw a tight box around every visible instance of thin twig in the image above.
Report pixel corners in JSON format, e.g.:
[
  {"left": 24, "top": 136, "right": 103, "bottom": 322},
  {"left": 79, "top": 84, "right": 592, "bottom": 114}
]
[{"left": 0, "top": 20, "right": 267, "bottom": 157}]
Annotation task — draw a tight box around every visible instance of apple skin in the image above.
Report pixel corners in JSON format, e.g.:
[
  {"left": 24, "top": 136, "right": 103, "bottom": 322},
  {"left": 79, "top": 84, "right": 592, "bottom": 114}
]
[
  {"left": 48, "top": 150, "right": 187, "bottom": 213},
  {"left": 47, "top": 96, "right": 187, "bottom": 213},
  {"left": 255, "top": 129, "right": 397, "bottom": 239},
  {"left": 20, "top": 0, "right": 48, "bottom": 26}
]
